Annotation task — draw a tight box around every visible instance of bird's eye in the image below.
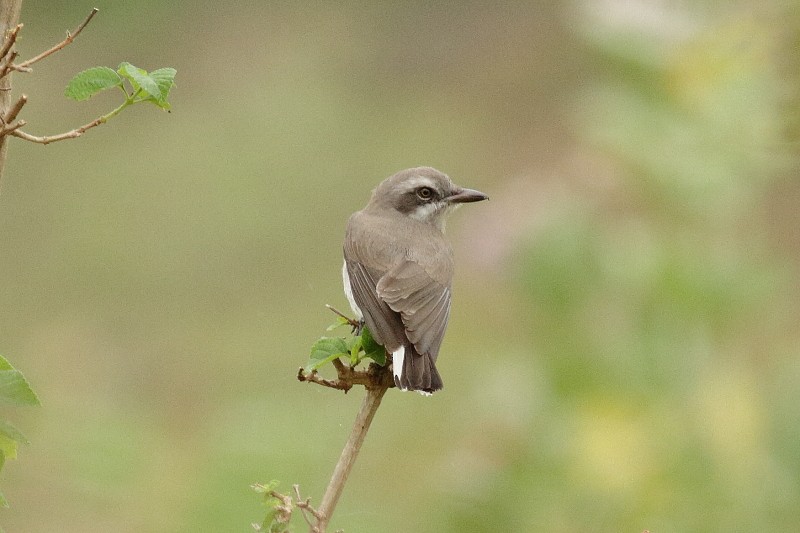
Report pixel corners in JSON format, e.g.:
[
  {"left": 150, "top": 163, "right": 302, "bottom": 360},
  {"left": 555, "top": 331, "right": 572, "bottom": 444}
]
[{"left": 416, "top": 187, "right": 434, "bottom": 200}]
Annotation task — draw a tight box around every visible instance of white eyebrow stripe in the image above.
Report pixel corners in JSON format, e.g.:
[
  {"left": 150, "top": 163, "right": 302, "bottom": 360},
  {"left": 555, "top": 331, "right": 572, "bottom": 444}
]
[{"left": 401, "top": 176, "right": 437, "bottom": 191}]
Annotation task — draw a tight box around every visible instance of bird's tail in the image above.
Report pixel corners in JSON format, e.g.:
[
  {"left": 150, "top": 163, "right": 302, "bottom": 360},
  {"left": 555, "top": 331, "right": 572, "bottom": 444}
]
[{"left": 392, "top": 345, "right": 443, "bottom": 394}]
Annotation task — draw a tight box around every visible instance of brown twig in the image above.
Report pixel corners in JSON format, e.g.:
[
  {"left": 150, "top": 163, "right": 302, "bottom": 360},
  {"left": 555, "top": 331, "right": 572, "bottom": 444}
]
[
  {"left": 297, "top": 367, "right": 354, "bottom": 392},
  {"left": 314, "top": 379, "right": 390, "bottom": 533},
  {"left": 9, "top": 115, "right": 107, "bottom": 145},
  {"left": 0, "top": 8, "right": 106, "bottom": 146},
  {"left": 0, "top": 49, "right": 17, "bottom": 79},
  {"left": 267, "top": 490, "right": 293, "bottom": 526},
  {"left": 293, "top": 303, "right": 394, "bottom": 531},
  {"left": 0, "top": 118, "right": 25, "bottom": 135},
  {"left": 15, "top": 8, "right": 98, "bottom": 70},
  {"left": 297, "top": 358, "right": 392, "bottom": 393},
  {"left": 296, "top": 358, "right": 393, "bottom": 532},
  {"left": 4, "top": 93, "right": 25, "bottom": 122},
  {"left": 0, "top": 24, "right": 21, "bottom": 70},
  {"left": 293, "top": 484, "right": 322, "bottom": 528},
  {"left": 325, "top": 304, "right": 361, "bottom": 329}
]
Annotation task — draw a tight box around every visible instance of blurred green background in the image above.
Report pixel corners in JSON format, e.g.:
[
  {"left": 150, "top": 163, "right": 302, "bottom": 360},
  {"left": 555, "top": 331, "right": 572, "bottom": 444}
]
[{"left": 0, "top": 1, "right": 798, "bottom": 531}]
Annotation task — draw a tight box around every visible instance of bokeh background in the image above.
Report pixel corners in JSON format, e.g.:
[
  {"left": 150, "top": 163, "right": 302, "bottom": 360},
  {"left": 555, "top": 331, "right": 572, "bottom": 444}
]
[{"left": 0, "top": 1, "right": 798, "bottom": 531}]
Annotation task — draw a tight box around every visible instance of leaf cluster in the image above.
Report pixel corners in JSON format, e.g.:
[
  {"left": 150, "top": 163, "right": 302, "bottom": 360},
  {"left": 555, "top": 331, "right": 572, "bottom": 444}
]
[
  {"left": 0, "top": 355, "right": 40, "bottom": 508},
  {"left": 306, "top": 321, "right": 386, "bottom": 373},
  {"left": 64, "top": 62, "right": 177, "bottom": 111},
  {"left": 252, "top": 481, "right": 291, "bottom": 533}
]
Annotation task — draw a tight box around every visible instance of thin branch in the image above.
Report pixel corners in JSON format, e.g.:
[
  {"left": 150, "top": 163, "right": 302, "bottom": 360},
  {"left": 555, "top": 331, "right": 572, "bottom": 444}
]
[
  {"left": 10, "top": 115, "right": 105, "bottom": 145},
  {"left": 297, "top": 367, "right": 355, "bottom": 392},
  {"left": 297, "top": 358, "right": 391, "bottom": 393},
  {"left": 267, "top": 490, "right": 293, "bottom": 526},
  {"left": 296, "top": 359, "right": 393, "bottom": 532},
  {"left": 16, "top": 8, "right": 99, "bottom": 70},
  {"left": 0, "top": 23, "right": 21, "bottom": 63},
  {"left": 314, "top": 379, "right": 390, "bottom": 533},
  {"left": 4, "top": 93, "right": 25, "bottom": 122},
  {"left": 0, "top": 118, "right": 25, "bottom": 135},
  {"left": 325, "top": 304, "right": 361, "bottom": 329},
  {"left": 8, "top": 96, "right": 131, "bottom": 145},
  {"left": 293, "top": 484, "right": 321, "bottom": 528},
  {"left": 0, "top": 49, "right": 17, "bottom": 78}
]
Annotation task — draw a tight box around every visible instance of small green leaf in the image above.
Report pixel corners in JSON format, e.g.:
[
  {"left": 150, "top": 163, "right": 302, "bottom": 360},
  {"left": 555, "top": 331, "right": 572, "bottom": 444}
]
[
  {"left": 64, "top": 66, "right": 122, "bottom": 101},
  {"left": 348, "top": 336, "right": 363, "bottom": 366},
  {"left": 0, "top": 356, "right": 39, "bottom": 407},
  {"left": 306, "top": 337, "right": 348, "bottom": 372},
  {"left": 0, "top": 420, "right": 28, "bottom": 446},
  {"left": 0, "top": 487, "right": 7, "bottom": 508},
  {"left": 0, "top": 434, "right": 17, "bottom": 461},
  {"left": 146, "top": 67, "right": 177, "bottom": 109},
  {"left": 326, "top": 316, "right": 350, "bottom": 331},
  {"left": 117, "top": 62, "right": 161, "bottom": 101},
  {"left": 252, "top": 480, "right": 280, "bottom": 494},
  {"left": 361, "top": 326, "right": 386, "bottom": 366}
]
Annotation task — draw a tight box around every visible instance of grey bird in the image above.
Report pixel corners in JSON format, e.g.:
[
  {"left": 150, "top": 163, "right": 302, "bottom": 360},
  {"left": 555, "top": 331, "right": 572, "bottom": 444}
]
[{"left": 343, "top": 167, "right": 488, "bottom": 394}]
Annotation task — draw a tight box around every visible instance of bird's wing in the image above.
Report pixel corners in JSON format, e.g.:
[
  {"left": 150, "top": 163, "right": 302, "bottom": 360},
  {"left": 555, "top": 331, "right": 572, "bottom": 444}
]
[
  {"left": 344, "top": 257, "right": 407, "bottom": 352},
  {"left": 376, "top": 260, "right": 451, "bottom": 361}
]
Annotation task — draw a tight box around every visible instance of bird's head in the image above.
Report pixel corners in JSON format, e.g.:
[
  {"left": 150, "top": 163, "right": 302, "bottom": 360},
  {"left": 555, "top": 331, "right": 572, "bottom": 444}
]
[{"left": 367, "top": 167, "right": 488, "bottom": 231}]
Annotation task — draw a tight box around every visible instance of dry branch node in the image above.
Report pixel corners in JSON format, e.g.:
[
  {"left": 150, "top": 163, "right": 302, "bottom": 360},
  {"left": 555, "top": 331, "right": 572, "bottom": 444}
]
[{"left": 0, "top": 9, "right": 104, "bottom": 146}]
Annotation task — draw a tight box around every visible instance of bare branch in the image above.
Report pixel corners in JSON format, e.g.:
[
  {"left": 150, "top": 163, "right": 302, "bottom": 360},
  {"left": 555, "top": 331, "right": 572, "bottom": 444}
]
[
  {"left": 9, "top": 115, "right": 106, "bottom": 145},
  {"left": 297, "top": 357, "right": 392, "bottom": 393},
  {"left": 267, "top": 490, "right": 293, "bottom": 526},
  {"left": 0, "top": 23, "right": 21, "bottom": 63},
  {"left": 293, "top": 485, "right": 322, "bottom": 528},
  {"left": 16, "top": 8, "right": 99, "bottom": 70},
  {"left": 297, "top": 367, "right": 355, "bottom": 392},
  {"left": 295, "top": 358, "right": 394, "bottom": 531},
  {"left": 315, "top": 380, "right": 390, "bottom": 532},
  {"left": 3, "top": 93, "right": 25, "bottom": 122},
  {"left": 0, "top": 118, "right": 25, "bottom": 135},
  {"left": 0, "top": 49, "right": 17, "bottom": 78},
  {"left": 325, "top": 304, "right": 361, "bottom": 329}
]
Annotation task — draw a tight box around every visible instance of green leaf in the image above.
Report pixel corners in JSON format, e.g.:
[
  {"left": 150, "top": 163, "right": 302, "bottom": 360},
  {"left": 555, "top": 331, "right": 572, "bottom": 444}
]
[
  {"left": 0, "top": 356, "right": 39, "bottom": 407},
  {"left": 306, "top": 337, "right": 348, "bottom": 372},
  {"left": 0, "top": 370, "right": 40, "bottom": 406},
  {"left": 0, "top": 487, "right": 7, "bottom": 508},
  {"left": 146, "top": 67, "right": 177, "bottom": 109},
  {"left": 361, "top": 326, "right": 386, "bottom": 366},
  {"left": 64, "top": 66, "right": 122, "bottom": 101},
  {"left": 252, "top": 480, "right": 280, "bottom": 495},
  {"left": 0, "top": 420, "right": 28, "bottom": 446},
  {"left": 326, "top": 316, "right": 350, "bottom": 331},
  {"left": 0, "top": 434, "right": 17, "bottom": 461},
  {"left": 117, "top": 62, "right": 161, "bottom": 101},
  {"left": 348, "top": 336, "right": 362, "bottom": 366}
]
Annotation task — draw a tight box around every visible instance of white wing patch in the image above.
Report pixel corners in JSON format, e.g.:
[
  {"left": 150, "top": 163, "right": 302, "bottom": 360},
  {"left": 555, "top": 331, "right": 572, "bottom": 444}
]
[
  {"left": 392, "top": 345, "right": 407, "bottom": 391},
  {"left": 342, "top": 260, "right": 362, "bottom": 320}
]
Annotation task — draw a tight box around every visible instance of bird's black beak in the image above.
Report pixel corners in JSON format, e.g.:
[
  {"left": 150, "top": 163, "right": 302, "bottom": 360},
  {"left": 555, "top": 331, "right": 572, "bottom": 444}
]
[{"left": 447, "top": 187, "right": 489, "bottom": 204}]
